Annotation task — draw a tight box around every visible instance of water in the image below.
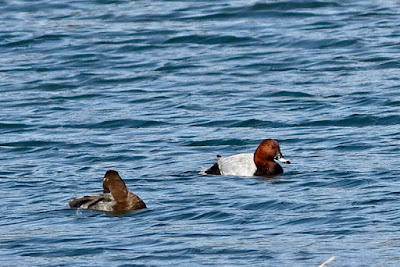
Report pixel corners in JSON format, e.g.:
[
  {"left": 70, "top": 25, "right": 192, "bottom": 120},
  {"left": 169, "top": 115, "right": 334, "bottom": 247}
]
[{"left": 1, "top": 0, "right": 400, "bottom": 266}]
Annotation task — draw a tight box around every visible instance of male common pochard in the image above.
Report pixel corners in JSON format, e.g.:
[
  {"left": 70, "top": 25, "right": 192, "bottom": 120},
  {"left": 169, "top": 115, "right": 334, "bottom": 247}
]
[
  {"left": 69, "top": 170, "right": 146, "bottom": 213},
  {"left": 201, "top": 139, "right": 290, "bottom": 177}
]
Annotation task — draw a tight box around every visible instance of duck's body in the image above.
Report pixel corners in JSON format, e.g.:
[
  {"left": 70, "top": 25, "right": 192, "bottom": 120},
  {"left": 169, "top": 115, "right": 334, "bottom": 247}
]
[
  {"left": 69, "top": 170, "right": 146, "bottom": 213},
  {"left": 201, "top": 139, "right": 290, "bottom": 177},
  {"left": 217, "top": 153, "right": 257, "bottom": 176},
  {"left": 69, "top": 193, "right": 114, "bottom": 212}
]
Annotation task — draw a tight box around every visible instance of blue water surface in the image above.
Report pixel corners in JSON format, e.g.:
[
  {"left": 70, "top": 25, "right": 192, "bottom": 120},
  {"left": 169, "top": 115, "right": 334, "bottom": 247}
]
[{"left": 1, "top": 0, "right": 400, "bottom": 266}]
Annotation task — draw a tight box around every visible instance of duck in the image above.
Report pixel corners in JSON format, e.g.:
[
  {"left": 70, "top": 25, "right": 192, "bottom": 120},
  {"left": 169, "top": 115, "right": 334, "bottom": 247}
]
[
  {"left": 201, "top": 139, "right": 290, "bottom": 177},
  {"left": 69, "top": 170, "right": 146, "bottom": 213}
]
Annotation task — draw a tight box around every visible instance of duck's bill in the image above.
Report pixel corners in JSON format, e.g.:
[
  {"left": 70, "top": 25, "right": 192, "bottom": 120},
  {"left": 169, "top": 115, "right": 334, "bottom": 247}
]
[{"left": 275, "top": 156, "right": 291, "bottom": 164}]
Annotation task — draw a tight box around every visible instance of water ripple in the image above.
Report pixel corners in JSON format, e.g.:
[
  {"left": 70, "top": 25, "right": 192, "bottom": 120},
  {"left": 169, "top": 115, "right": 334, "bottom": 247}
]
[{"left": 1, "top": 0, "right": 400, "bottom": 266}]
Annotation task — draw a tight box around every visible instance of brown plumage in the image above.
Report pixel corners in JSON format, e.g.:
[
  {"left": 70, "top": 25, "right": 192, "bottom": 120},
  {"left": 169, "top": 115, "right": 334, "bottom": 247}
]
[
  {"left": 69, "top": 170, "right": 146, "bottom": 213},
  {"left": 202, "top": 139, "right": 290, "bottom": 177}
]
